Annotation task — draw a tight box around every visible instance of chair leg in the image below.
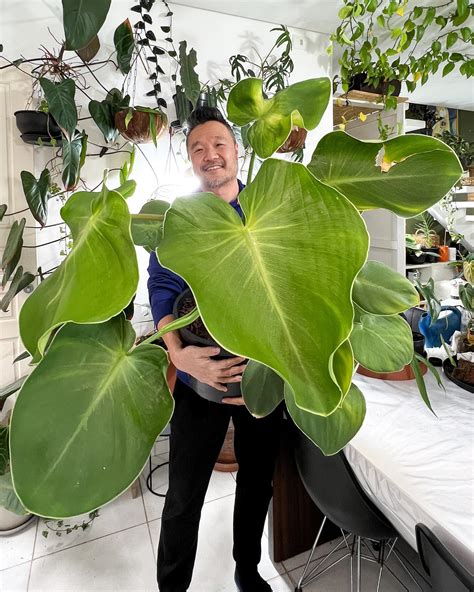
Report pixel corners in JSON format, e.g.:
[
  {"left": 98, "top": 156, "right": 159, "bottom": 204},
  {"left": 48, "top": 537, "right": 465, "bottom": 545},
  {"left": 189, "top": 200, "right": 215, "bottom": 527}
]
[
  {"left": 356, "top": 536, "right": 362, "bottom": 592},
  {"left": 376, "top": 540, "right": 385, "bottom": 592},
  {"left": 297, "top": 516, "right": 327, "bottom": 590}
]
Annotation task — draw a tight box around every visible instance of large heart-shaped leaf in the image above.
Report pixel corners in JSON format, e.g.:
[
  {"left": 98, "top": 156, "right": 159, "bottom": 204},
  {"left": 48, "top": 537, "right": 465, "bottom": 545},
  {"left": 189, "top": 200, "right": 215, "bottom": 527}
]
[
  {"left": 285, "top": 383, "right": 366, "bottom": 455},
  {"left": 179, "top": 41, "right": 200, "bottom": 107},
  {"left": 227, "top": 77, "right": 331, "bottom": 158},
  {"left": 114, "top": 19, "right": 134, "bottom": 75},
  {"left": 19, "top": 182, "right": 139, "bottom": 361},
  {"left": 241, "top": 361, "right": 284, "bottom": 418},
  {"left": 131, "top": 200, "right": 169, "bottom": 252},
  {"left": 354, "top": 260, "right": 419, "bottom": 315},
  {"left": 308, "top": 132, "right": 462, "bottom": 217},
  {"left": 39, "top": 78, "right": 77, "bottom": 139},
  {"left": 62, "top": 0, "right": 111, "bottom": 51},
  {"left": 10, "top": 316, "right": 173, "bottom": 518},
  {"left": 158, "top": 159, "right": 369, "bottom": 416},
  {"left": 20, "top": 169, "right": 52, "bottom": 227},
  {"left": 350, "top": 312, "right": 413, "bottom": 372}
]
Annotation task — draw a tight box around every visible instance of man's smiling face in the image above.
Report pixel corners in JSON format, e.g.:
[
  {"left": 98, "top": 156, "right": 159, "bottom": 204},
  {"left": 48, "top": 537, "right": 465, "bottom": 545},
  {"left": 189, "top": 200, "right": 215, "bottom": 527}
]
[{"left": 187, "top": 120, "right": 239, "bottom": 192}]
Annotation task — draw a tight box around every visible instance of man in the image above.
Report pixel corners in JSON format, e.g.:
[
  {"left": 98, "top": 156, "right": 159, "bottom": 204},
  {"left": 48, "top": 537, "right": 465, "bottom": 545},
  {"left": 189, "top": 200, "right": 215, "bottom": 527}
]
[{"left": 148, "top": 107, "right": 282, "bottom": 592}]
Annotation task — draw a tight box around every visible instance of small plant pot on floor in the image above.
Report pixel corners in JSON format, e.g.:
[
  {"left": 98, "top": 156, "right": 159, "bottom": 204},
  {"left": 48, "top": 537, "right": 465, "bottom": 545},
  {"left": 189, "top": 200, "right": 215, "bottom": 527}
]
[
  {"left": 173, "top": 289, "right": 245, "bottom": 403},
  {"left": 0, "top": 507, "right": 36, "bottom": 536}
]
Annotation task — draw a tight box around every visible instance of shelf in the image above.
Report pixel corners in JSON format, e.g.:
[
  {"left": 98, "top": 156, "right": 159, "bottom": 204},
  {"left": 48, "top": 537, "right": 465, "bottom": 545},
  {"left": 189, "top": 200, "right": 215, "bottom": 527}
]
[{"left": 405, "top": 261, "right": 454, "bottom": 269}]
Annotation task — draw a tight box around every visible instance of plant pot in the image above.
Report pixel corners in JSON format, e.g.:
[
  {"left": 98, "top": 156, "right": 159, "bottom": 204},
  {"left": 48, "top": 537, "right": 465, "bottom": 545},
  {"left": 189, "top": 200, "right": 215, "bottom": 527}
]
[
  {"left": 406, "top": 249, "right": 426, "bottom": 265},
  {"left": 443, "top": 358, "right": 474, "bottom": 392},
  {"left": 349, "top": 73, "right": 401, "bottom": 96},
  {"left": 277, "top": 127, "right": 307, "bottom": 153},
  {"left": 357, "top": 359, "right": 427, "bottom": 381},
  {"left": 0, "top": 507, "right": 35, "bottom": 536},
  {"left": 115, "top": 108, "right": 167, "bottom": 144},
  {"left": 439, "top": 246, "right": 449, "bottom": 262},
  {"left": 422, "top": 247, "right": 440, "bottom": 263},
  {"left": 14, "top": 110, "right": 62, "bottom": 145},
  {"left": 214, "top": 421, "right": 238, "bottom": 472},
  {"left": 173, "top": 289, "right": 244, "bottom": 403}
]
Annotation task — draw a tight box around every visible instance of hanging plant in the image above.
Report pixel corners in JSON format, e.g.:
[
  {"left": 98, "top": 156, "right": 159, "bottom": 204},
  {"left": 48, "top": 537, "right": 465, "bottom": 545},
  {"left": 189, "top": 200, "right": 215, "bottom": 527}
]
[
  {"left": 331, "top": 0, "right": 474, "bottom": 109},
  {"left": 115, "top": 106, "right": 167, "bottom": 145}
]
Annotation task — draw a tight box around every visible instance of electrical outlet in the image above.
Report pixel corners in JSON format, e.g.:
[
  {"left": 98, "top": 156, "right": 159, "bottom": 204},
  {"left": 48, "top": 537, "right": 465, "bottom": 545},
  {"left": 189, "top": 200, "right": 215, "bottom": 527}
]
[{"left": 293, "top": 34, "right": 307, "bottom": 50}]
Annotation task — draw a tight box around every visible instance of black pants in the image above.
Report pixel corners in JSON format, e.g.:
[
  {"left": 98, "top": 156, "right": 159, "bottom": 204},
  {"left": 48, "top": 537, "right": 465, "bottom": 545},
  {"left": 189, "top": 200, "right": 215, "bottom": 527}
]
[{"left": 157, "top": 379, "right": 283, "bottom": 592}]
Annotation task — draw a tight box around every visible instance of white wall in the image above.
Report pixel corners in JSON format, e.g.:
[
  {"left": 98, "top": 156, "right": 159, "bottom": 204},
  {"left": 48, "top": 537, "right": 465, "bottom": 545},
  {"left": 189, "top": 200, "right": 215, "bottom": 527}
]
[{"left": 1, "top": 1, "right": 332, "bottom": 334}]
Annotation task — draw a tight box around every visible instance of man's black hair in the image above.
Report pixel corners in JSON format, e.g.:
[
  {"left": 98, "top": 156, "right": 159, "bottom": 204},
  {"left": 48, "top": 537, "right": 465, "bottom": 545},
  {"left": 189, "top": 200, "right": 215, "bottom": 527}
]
[{"left": 185, "top": 106, "right": 236, "bottom": 149}]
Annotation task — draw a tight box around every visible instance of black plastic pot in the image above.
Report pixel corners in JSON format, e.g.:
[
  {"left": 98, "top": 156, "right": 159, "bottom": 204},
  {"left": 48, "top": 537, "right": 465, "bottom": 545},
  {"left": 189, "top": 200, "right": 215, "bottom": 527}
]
[
  {"left": 349, "top": 73, "right": 401, "bottom": 96},
  {"left": 422, "top": 247, "right": 440, "bottom": 263},
  {"left": 173, "top": 289, "right": 243, "bottom": 403},
  {"left": 412, "top": 331, "right": 426, "bottom": 356},
  {"left": 14, "top": 110, "right": 62, "bottom": 145},
  {"left": 406, "top": 249, "right": 427, "bottom": 265}
]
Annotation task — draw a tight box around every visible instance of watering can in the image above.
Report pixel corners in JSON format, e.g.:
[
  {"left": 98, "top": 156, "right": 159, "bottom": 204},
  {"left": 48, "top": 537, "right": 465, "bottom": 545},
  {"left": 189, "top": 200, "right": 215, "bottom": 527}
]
[{"left": 418, "top": 306, "right": 462, "bottom": 348}]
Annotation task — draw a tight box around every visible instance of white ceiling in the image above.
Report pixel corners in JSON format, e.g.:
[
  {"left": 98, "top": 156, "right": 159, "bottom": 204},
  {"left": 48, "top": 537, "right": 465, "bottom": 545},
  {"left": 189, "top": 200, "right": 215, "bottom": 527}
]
[{"left": 172, "top": 0, "right": 474, "bottom": 111}]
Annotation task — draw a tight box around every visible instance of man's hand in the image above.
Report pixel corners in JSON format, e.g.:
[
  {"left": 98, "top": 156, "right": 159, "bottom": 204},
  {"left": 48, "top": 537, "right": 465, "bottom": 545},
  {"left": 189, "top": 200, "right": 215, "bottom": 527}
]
[
  {"left": 170, "top": 345, "right": 247, "bottom": 393},
  {"left": 221, "top": 396, "right": 246, "bottom": 406}
]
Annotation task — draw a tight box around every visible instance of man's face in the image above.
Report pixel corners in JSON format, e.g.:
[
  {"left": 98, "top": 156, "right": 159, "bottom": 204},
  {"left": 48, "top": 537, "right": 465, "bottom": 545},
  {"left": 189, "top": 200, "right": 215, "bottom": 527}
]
[{"left": 187, "top": 121, "right": 239, "bottom": 191}]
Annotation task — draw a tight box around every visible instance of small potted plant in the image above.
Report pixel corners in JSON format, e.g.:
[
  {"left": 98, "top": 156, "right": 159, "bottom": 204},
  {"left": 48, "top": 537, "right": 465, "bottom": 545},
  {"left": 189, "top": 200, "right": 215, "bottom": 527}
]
[{"left": 414, "top": 213, "right": 441, "bottom": 263}]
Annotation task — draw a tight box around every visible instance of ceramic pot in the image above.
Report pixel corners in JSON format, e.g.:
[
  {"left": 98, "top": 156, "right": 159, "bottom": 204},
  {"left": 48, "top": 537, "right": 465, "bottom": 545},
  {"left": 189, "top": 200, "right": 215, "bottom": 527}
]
[{"left": 418, "top": 306, "right": 462, "bottom": 348}]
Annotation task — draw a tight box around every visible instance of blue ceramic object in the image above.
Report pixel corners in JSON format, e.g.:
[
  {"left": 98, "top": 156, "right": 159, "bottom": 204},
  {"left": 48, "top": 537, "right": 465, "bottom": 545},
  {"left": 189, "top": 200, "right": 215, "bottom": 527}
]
[{"left": 418, "top": 306, "right": 462, "bottom": 348}]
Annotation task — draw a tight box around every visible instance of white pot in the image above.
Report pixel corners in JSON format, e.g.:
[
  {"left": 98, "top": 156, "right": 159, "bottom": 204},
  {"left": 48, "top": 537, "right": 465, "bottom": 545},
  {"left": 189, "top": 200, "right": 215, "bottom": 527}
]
[{"left": 0, "top": 506, "right": 35, "bottom": 535}]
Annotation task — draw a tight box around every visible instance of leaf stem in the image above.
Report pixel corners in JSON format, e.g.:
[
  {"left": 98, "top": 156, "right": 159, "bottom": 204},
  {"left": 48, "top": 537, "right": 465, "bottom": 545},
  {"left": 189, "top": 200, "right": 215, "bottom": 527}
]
[{"left": 247, "top": 151, "right": 256, "bottom": 185}]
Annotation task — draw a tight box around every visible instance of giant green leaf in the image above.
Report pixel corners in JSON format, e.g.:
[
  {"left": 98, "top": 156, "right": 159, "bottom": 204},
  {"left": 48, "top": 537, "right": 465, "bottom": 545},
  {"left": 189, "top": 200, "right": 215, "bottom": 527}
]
[
  {"left": 131, "top": 200, "right": 169, "bottom": 252},
  {"left": 354, "top": 260, "right": 419, "bottom": 315},
  {"left": 179, "top": 41, "right": 200, "bottom": 107},
  {"left": 241, "top": 360, "right": 284, "bottom": 418},
  {"left": 10, "top": 316, "right": 173, "bottom": 517},
  {"left": 19, "top": 182, "right": 139, "bottom": 361},
  {"left": 114, "top": 19, "right": 134, "bottom": 75},
  {"left": 227, "top": 77, "right": 331, "bottom": 158},
  {"left": 20, "top": 168, "right": 52, "bottom": 227},
  {"left": 62, "top": 0, "right": 111, "bottom": 51},
  {"left": 308, "top": 132, "right": 463, "bottom": 217},
  {"left": 158, "top": 159, "right": 369, "bottom": 416},
  {"left": 0, "top": 473, "right": 29, "bottom": 515},
  {"left": 285, "top": 383, "right": 366, "bottom": 455},
  {"left": 39, "top": 78, "right": 77, "bottom": 139},
  {"left": 351, "top": 313, "right": 413, "bottom": 372}
]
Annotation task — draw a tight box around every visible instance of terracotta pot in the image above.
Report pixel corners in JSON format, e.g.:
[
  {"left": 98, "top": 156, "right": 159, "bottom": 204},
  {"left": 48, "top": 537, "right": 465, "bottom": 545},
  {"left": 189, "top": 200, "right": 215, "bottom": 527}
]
[
  {"left": 277, "top": 127, "right": 307, "bottom": 153},
  {"left": 115, "top": 109, "right": 167, "bottom": 144},
  {"left": 357, "top": 361, "right": 427, "bottom": 381},
  {"left": 214, "top": 421, "right": 238, "bottom": 472},
  {"left": 439, "top": 246, "right": 449, "bottom": 262}
]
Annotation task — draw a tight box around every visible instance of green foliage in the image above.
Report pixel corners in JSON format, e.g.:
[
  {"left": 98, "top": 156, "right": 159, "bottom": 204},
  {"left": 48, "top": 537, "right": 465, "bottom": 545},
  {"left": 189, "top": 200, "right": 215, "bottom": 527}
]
[
  {"left": 62, "top": 0, "right": 111, "bottom": 51},
  {"left": 131, "top": 200, "right": 169, "bottom": 252},
  {"left": 179, "top": 41, "right": 200, "bottom": 108},
  {"left": 39, "top": 78, "right": 77, "bottom": 140},
  {"left": 61, "top": 132, "right": 87, "bottom": 191},
  {"left": 114, "top": 19, "right": 135, "bottom": 75},
  {"left": 241, "top": 361, "right": 285, "bottom": 418},
  {"left": 438, "top": 130, "right": 473, "bottom": 170},
  {"left": 20, "top": 169, "right": 52, "bottom": 227},
  {"left": 332, "top": 0, "right": 474, "bottom": 109}
]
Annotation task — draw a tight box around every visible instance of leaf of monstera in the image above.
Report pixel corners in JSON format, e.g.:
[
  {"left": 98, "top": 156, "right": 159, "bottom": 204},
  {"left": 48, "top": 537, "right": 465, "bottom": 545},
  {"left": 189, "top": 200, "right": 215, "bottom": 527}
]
[
  {"left": 308, "top": 132, "right": 463, "bottom": 217},
  {"left": 241, "top": 360, "right": 284, "bottom": 418},
  {"left": 285, "top": 383, "right": 366, "bottom": 455},
  {"left": 158, "top": 159, "right": 369, "bottom": 416},
  {"left": 20, "top": 169, "right": 52, "bottom": 227},
  {"left": 19, "top": 182, "right": 139, "bottom": 362},
  {"left": 354, "top": 260, "right": 419, "bottom": 315},
  {"left": 226, "top": 77, "right": 331, "bottom": 158},
  {"left": 351, "top": 312, "right": 413, "bottom": 372},
  {"left": 62, "top": 0, "right": 111, "bottom": 51},
  {"left": 39, "top": 78, "right": 77, "bottom": 139},
  {"left": 131, "top": 200, "right": 169, "bottom": 252},
  {"left": 10, "top": 316, "right": 173, "bottom": 518}
]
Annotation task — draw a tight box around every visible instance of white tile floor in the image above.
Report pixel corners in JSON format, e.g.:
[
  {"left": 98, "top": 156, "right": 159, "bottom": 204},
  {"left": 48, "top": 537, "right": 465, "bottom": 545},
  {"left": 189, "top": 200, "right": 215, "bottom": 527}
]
[{"left": 0, "top": 438, "right": 429, "bottom": 592}]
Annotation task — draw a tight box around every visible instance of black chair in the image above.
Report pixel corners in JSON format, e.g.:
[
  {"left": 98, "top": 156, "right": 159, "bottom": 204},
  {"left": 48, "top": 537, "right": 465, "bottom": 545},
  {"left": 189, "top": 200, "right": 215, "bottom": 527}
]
[
  {"left": 293, "top": 429, "right": 423, "bottom": 592},
  {"left": 416, "top": 524, "right": 474, "bottom": 592}
]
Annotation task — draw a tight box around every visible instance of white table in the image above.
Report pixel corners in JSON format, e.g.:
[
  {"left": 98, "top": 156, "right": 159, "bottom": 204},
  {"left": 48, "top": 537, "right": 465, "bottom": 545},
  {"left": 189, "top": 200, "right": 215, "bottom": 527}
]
[{"left": 345, "top": 372, "right": 474, "bottom": 571}]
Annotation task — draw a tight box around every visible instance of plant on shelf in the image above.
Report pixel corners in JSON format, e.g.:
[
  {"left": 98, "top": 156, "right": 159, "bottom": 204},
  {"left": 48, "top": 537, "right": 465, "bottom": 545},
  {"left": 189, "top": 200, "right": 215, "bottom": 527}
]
[
  {"left": 438, "top": 130, "right": 473, "bottom": 173},
  {"left": 331, "top": 0, "right": 474, "bottom": 109}
]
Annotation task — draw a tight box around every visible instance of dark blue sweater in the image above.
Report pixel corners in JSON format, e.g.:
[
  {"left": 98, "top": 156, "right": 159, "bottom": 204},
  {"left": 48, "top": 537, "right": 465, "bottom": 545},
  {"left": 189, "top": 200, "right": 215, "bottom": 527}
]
[{"left": 147, "top": 181, "right": 245, "bottom": 385}]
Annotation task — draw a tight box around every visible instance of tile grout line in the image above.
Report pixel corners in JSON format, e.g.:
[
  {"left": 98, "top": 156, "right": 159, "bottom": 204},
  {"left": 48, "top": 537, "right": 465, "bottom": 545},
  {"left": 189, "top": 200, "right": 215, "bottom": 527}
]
[
  {"left": 26, "top": 516, "right": 39, "bottom": 591},
  {"left": 27, "top": 520, "right": 150, "bottom": 562},
  {"left": 139, "top": 474, "right": 158, "bottom": 563}
]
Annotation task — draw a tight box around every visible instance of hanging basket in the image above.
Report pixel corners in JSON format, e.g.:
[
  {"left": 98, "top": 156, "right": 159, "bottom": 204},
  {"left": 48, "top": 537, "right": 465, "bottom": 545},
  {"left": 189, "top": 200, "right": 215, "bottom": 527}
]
[
  {"left": 277, "top": 127, "right": 307, "bottom": 153},
  {"left": 115, "top": 108, "right": 167, "bottom": 144}
]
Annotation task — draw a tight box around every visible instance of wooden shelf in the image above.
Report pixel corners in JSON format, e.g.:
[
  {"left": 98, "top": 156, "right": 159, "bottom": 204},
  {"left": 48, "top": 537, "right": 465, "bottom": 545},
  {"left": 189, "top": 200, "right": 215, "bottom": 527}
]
[{"left": 333, "top": 91, "right": 407, "bottom": 126}]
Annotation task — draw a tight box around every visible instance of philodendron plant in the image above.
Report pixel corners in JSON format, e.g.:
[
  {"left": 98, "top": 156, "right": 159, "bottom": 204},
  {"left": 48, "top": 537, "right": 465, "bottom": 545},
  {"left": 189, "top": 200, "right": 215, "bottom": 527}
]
[{"left": 5, "top": 76, "right": 461, "bottom": 519}]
